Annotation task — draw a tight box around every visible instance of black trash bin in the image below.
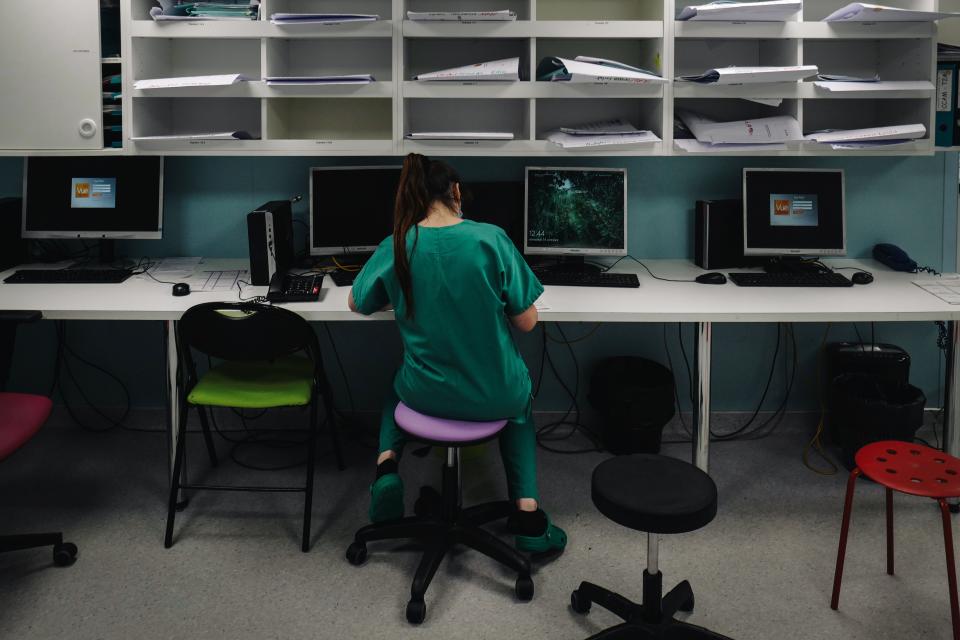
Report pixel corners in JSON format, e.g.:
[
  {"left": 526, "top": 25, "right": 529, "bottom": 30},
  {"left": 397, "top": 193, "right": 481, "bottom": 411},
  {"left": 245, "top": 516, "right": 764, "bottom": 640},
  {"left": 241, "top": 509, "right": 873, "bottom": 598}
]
[
  {"left": 830, "top": 372, "right": 926, "bottom": 469},
  {"left": 588, "top": 357, "right": 676, "bottom": 454}
]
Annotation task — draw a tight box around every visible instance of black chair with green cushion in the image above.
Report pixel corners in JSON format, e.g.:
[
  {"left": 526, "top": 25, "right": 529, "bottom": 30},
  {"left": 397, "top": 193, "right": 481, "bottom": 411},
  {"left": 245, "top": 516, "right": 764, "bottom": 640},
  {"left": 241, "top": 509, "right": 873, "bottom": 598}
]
[{"left": 164, "top": 302, "right": 344, "bottom": 552}]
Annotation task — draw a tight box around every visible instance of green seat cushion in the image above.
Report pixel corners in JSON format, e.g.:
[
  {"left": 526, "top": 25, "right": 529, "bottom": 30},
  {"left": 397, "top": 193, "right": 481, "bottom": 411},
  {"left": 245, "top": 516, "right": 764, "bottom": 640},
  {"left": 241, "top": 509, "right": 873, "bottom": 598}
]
[{"left": 188, "top": 356, "right": 314, "bottom": 409}]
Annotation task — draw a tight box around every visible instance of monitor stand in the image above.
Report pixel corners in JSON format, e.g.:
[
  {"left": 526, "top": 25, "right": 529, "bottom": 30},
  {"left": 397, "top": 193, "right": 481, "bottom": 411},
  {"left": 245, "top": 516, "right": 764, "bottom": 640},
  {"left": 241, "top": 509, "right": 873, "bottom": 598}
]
[
  {"left": 534, "top": 256, "right": 602, "bottom": 274},
  {"left": 763, "top": 256, "right": 828, "bottom": 274}
]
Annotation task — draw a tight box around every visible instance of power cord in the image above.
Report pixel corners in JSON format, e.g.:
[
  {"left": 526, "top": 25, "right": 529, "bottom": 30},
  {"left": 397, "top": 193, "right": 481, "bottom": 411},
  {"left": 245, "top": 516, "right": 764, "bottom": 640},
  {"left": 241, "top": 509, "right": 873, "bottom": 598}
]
[
  {"left": 602, "top": 255, "right": 697, "bottom": 283},
  {"left": 803, "top": 324, "right": 839, "bottom": 475}
]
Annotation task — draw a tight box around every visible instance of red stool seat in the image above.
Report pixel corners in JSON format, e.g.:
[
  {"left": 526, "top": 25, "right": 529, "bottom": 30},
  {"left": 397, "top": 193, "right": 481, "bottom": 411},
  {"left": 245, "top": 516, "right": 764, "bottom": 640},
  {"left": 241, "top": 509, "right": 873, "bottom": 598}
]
[{"left": 0, "top": 392, "right": 53, "bottom": 461}]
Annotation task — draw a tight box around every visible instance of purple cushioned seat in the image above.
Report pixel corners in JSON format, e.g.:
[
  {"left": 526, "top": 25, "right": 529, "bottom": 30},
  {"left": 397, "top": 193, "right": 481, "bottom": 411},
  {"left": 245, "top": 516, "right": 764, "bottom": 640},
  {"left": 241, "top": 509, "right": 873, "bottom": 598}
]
[{"left": 394, "top": 402, "right": 507, "bottom": 445}]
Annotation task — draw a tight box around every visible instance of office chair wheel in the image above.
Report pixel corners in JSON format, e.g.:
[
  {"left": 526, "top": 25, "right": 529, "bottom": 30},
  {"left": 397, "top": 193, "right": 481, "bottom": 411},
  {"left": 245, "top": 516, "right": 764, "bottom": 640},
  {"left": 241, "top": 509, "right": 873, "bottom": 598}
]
[
  {"left": 53, "top": 542, "right": 77, "bottom": 567},
  {"left": 680, "top": 591, "right": 695, "bottom": 613},
  {"left": 345, "top": 542, "right": 367, "bottom": 566},
  {"left": 406, "top": 599, "right": 426, "bottom": 624},
  {"left": 570, "top": 588, "right": 591, "bottom": 614},
  {"left": 515, "top": 575, "right": 534, "bottom": 601}
]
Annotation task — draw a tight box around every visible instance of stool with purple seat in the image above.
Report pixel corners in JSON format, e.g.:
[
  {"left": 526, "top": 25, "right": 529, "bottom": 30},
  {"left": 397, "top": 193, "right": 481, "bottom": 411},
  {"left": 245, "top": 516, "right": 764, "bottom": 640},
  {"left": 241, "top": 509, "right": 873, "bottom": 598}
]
[{"left": 346, "top": 402, "right": 533, "bottom": 624}]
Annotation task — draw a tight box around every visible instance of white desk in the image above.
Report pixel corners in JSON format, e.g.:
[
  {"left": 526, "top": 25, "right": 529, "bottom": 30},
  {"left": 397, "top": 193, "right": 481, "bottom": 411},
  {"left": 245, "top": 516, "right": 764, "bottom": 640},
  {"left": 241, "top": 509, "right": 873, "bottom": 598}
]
[{"left": 3, "top": 258, "right": 960, "bottom": 482}]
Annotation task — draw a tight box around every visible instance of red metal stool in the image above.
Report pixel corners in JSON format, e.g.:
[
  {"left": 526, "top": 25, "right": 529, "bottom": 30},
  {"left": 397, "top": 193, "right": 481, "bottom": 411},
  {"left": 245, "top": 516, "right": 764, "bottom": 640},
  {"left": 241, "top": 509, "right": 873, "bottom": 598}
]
[{"left": 831, "top": 440, "right": 960, "bottom": 640}]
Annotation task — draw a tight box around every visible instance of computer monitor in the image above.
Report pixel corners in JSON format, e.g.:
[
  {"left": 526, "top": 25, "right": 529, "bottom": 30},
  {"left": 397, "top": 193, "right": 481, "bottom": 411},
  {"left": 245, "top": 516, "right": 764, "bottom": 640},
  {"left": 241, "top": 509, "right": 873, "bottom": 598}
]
[
  {"left": 310, "top": 166, "right": 400, "bottom": 256},
  {"left": 463, "top": 181, "right": 524, "bottom": 251},
  {"left": 743, "top": 168, "right": 845, "bottom": 257},
  {"left": 22, "top": 156, "right": 163, "bottom": 240},
  {"left": 524, "top": 167, "right": 627, "bottom": 257}
]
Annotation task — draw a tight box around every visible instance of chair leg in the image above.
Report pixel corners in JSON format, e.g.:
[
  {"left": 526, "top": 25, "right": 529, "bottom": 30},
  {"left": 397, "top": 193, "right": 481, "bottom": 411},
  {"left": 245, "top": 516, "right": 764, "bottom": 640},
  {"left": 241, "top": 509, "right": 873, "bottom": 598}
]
[
  {"left": 462, "top": 500, "right": 513, "bottom": 526},
  {"left": 195, "top": 405, "right": 218, "bottom": 468},
  {"left": 411, "top": 544, "right": 448, "bottom": 602},
  {"left": 584, "top": 623, "right": 637, "bottom": 640},
  {"left": 886, "top": 487, "right": 894, "bottom": 576},
  {"left": 831, "top": 467, "right": 861, "bottom": 610},
  {"left": 354, "top": 517, "right": 443, "bottom": 544},
  {"left": 939, "top": 499, "right": 960, "bottom": 640},
  {"left": 164, "top": 402, "right": 189, "bottom": 549},
  {"left": 302, "top": 398, "right": 318, "bottom": 553},
  {"left": 454, "top": 524, "right": 530, "bottom": 576},
  {"left": 573, "top": 581, "right": 639, "bottom": 623},
  {"left": 322, "top": 386, "right": 345, "bottom": 471},
  {"left": 662, "top": 579, "right": 695, "bottom": 618}
]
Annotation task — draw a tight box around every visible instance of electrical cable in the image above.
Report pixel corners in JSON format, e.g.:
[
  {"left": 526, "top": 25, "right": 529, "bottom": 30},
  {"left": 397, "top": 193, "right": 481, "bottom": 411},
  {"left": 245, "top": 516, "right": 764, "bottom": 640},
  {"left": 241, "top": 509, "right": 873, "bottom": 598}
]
[
  {"left": 803, "top": 324, "right": 839, "bottom": 474},
  {"left": 544, "top": 323, "right": 602, "bottom": 344},
  {"left": 332, "top": 256, "right": 361, "bottom": 272},
  {"left": 661, "top": 323, "right": 692, "bottom": 441},
  {"left": 710, "top": 324, "right": 781, "bottom": 440},
  {"left": 602, "top": 255, "right": 697, "bottom": 283}
]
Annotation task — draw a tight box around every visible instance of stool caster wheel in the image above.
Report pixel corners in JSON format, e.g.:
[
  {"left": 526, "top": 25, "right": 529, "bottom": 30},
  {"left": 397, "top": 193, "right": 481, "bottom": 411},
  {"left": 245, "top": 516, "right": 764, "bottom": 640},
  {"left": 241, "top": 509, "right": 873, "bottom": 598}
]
[
  {"left": 570, "top": 588, "right": 591, "bottom": 614},
  {"left": 680, "top": 592, "right": 695, "bottom": 613},
  {"left": 406, "top": 599, "right": 426, "bottom": 624},
  {"left": 515, "top": 575, "right": 534, "bottom": 601},
  {"left": 345, "top": 542, "right": 367, "bottom": 566},
  {"left": 53, "top": 542, "right": 77, "bottom": 567},
  {"left": 414, "top": 486, "right": 442, "bottom": 517}
]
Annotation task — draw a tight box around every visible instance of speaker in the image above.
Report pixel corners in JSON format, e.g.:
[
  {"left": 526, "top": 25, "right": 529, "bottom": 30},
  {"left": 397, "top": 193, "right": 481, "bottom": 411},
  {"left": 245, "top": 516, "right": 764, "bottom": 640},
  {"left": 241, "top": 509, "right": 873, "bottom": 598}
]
[
  {"left": 0, "top": 198, "right": 27, "bottom": 272},
  {"left": 247, "top": 200, "right": 294, "bottom": 286},
  {"left": 694, "top": 199, "right": 762, "bottom": 270}
]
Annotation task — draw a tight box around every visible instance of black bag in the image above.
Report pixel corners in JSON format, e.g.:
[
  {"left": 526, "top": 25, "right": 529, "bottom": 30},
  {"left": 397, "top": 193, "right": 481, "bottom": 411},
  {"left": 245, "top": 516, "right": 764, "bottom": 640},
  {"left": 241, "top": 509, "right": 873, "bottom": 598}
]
[
  {"left": 588, "top": 357, "right": 676, "bottom": 454},
  {"left": 831, "top": 373, "right": 926, "bottom": 469}
]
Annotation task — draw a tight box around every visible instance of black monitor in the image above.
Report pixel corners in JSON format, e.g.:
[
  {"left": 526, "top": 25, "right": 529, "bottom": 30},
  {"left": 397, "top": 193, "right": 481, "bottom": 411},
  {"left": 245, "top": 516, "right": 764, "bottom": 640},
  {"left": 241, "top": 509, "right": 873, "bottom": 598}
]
[
  {"left": 22, "top": 156, "right": 163, "bottom": 240},
  {"left": 463, "top": 181, "right": 524, "bottom": 251},
  {"left": 743, "top": 168, "right": 845, "bottom": 257},
  {"left": 310, "top": 166, "right": 400, "bottom": 256}
]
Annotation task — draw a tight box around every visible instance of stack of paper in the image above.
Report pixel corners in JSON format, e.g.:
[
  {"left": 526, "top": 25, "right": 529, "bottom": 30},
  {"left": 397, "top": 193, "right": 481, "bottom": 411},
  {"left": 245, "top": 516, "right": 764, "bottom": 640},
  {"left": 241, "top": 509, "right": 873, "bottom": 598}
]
[
  {"left": 537, "top": 57, "right": 666, "bottom": 84},
  {"left": 677, "top": 0, "right": 801, "bottom": 21},
  {"left": 824, "top": 2, "right": 960, "bottom": 22},
  {"left": 939, "top": 43, "right": 960, "bottom": 62},
  {"left": 679, "top": 65, "right": 817, "bottom": 84},
  {"left": 914, "top": 275, "right": 960, "bottom": 304},
  {"left": 265, "top": 75, "right": 374, "bottom": 85},
  {"left": 813, "top": 80, "right": 933, "bottom": 92},
  {"left": 546, "top": 119, "right": 661, "bottom": 148},
  {"left": 416, "top": 58, "right": 519, "bottom": 81},
  {"left": 407, "top": 10, "right": 516, "bottom": 21},
  {"left": 269, "top": 13, "right": 379, "bottom": 25},
  {"left": 805, "top": 124, "right": 926, "bottom": 148},
  {"left": 150, "top": 0, "right": 260, "bottom": 21},
  {"left": 405, "top": 132, "right": 514, "bottom": 140},
  {"left": 134, "top": 73, "right": 251, "bottom": 90},
  {"left": 676, "top": 110, "right": 802, "bottom": 151},
  {"left": 132, "top": 131, "right": 257, "bottom": 141},
  {"left": 817, "top": 73, "right": 879, "bottom": 82}
]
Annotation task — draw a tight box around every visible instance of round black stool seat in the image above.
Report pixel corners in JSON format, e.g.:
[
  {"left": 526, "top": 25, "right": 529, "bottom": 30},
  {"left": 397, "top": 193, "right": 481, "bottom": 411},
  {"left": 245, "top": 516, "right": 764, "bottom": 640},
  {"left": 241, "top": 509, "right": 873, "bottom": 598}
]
[{"left": 592, "top": 454, "right": 718, "bottom": 534}]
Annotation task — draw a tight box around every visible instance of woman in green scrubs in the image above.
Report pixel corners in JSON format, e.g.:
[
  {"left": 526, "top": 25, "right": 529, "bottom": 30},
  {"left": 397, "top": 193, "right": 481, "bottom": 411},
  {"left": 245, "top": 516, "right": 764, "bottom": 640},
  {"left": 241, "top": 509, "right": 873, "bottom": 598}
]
[{"left": 348, "top": 153, "right": 566, "bottom": 554}]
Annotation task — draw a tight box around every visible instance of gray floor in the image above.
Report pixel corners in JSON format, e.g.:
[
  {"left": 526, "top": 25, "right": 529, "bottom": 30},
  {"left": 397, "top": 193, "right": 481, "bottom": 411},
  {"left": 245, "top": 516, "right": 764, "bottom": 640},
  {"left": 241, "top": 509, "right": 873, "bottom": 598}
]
[{"left": 1, "top": 411, "right": 956, "bottom": 640}]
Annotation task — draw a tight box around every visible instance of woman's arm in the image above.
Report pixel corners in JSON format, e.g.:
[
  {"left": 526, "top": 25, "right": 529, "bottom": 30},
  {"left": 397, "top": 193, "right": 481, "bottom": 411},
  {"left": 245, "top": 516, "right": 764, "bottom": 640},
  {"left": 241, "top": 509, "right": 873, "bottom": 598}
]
[{"left": 509, "top": 304, "right": 538, "bottom": 333}]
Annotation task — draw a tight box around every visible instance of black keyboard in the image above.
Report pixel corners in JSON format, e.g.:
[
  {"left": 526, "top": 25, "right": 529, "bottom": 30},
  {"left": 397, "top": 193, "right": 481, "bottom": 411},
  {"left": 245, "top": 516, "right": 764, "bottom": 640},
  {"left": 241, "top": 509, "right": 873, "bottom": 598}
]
[
  {"left": 329, "top": 270, "right": 358, "bottom": 287},
  {"left": 4, "top": 268, "right": 132, "bottom": 284},
  {"left": 728, "top": 272, "right": 853, "bottom": 287},
  {"left": 535, "top": 271, "right": 640, "bottom": 288},
  {"left": 267, "top": 274, "right": 323, "bottom": 303}
]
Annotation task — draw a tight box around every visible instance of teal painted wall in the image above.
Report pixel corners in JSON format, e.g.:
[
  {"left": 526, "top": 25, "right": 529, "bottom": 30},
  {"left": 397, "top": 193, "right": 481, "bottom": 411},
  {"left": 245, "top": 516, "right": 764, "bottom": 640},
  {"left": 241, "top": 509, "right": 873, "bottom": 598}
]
[{"left": 2, "top": 154, "right": 956, "bottom": 419}]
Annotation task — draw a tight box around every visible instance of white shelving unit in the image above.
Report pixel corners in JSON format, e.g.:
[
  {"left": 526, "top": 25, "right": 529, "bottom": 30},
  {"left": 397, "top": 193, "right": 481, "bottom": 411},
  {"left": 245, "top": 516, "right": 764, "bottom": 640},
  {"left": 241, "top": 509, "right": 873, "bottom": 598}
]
[{"left": 0, "top": 0, "right": 946, "bottom": 156}]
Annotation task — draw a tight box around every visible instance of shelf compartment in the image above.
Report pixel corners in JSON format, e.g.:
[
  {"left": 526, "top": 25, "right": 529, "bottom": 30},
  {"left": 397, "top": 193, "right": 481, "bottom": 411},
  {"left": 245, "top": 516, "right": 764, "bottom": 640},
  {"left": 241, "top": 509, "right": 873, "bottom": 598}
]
[
  {"left": 675, "top": 38, "right": 798, "bottom": 78},
  {"left": 264, "top": 37, "right": 393, "bottom": 80},
  {"left": 673, "top": 83, "right": 803, "bottom": 99},
  {"left": 404, "top": 38, "right": 530, "bottom": 80},
  {"left": 405, "top": 0, "right": 529, "bottom": 20},
  {"left": 131, "top": 97, "right": 263, "bottom": 138},
  {"left": 803, "top": 0, "right": 936, "bottom": 21},
  {"left": 266, "top": 0, "right": 393, "bottom": 19},
  {"left": 404, "top": 98, "right": 530, "bottom": 142},
  {"left": 802, "top": 98, "right": 932, "bottom": 140},
  {"left": 131, "top": 38, "right": 261, "bottom": 82},
  {"left": 265, "top": 98, "right": 392, "bottom": 140},
  {"left": 674, "top": 97, "right": 800, "bottom": 142},
  {"left": 535, "top": 0, "right": 663, "bottom": 21},
  {"left": 535, "top": 97, "right": 662, "bottom": 141},
  {"left": 537, "top": 38, "right": 665, "bottom": 79},
  {"left": 803, "top": 39, "right": 932, "bottom": 82}
]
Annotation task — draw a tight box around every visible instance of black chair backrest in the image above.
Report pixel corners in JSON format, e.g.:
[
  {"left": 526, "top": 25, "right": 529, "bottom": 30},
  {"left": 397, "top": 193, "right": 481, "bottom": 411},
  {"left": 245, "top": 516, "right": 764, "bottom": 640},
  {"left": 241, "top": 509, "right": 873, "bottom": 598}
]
[{"left": 178, "top": 302, "right": 316, "bottom": 363}]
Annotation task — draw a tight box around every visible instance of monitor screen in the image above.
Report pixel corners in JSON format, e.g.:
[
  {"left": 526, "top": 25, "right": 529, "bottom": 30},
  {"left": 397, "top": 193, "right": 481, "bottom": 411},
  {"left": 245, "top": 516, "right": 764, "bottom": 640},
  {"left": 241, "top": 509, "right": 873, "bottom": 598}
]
[
  {"left": 310, "top": 166, "right": 400, "bottom": 255},
  {"left": 463, "top": 181, "right": 524, "bottom": 251},
  {"left": 524, "top": 167, "right": 627, "bottom": 256},
  {"left": 22, "top": 157, "right": 163, "bottom": 239},
  {"left": 743, "top": 168, "right": 845, "bottom": 256}
]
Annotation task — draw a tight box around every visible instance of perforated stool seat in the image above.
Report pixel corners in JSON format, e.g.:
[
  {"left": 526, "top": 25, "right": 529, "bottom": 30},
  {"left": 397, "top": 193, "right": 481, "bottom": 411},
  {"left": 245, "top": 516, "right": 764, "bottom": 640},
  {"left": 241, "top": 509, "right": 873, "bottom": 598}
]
[
  {"left": 832, "top": 441, "right": 960, "bottom": 640},
  {"left": 347, "top": 403, "right": 531, "bottom": 625}
]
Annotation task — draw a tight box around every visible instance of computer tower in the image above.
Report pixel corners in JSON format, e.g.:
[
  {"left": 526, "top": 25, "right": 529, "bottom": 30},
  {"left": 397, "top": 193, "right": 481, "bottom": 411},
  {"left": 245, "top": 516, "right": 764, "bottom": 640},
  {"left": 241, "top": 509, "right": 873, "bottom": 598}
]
[
  {"left": 0, "top": 198, "right": 27, "bottom": 271},
  {"left": 247, "top": 200, "right": 294, "bottom": 286},
  {"left": 694, "top": 199, "right": 763, "bottom": 270},
  {"left": 826, "top": 342, "right": 911, "bottom": 387}
]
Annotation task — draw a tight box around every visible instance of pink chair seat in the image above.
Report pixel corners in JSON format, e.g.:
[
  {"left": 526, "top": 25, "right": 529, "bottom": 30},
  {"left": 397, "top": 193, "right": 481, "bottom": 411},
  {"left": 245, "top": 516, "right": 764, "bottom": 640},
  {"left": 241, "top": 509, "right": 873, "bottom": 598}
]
[
  {"left": 394, "top": 402, "right": 507, "bottom": 445},
  {"left": 0, "top": 392, "right": 52, "bottom": 461}
]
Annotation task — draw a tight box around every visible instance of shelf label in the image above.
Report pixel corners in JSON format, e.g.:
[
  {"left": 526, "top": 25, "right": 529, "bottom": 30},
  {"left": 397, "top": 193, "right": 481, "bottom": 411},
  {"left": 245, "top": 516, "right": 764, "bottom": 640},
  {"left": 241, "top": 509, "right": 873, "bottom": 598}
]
[{"left": 315, "top": 140, "right": 333, "bottom": 145}]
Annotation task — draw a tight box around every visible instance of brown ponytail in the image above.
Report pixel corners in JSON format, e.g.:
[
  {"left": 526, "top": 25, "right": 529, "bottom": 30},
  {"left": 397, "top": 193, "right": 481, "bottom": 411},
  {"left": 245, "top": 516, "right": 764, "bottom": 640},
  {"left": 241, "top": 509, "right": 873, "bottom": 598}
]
[{"left": 393, "top": 153, "right": 461, "bottom": 319}]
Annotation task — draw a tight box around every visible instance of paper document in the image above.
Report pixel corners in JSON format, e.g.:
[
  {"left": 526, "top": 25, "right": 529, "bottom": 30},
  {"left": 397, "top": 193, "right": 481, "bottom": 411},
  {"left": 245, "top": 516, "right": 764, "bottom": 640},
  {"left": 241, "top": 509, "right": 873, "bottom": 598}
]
[
  {"left": 548, "top": 118, "right": 660, "bottom": 148},
  {"left": 804, "top": 124, "right": 926, "bottom": 143},
  {"left": 150, "top": 0, "right": 259, "bottom": 21},
  {"left": 679, "top": 65, "right": 818, "bottom": 84},
  {"left": 817, "top": 73, "right": 879, "bottom": 82},
  {"left": 416, "top": 58, "right": 519, "bottom": 81},
  {"left": 537, "top": 57, "right": 665, "bottom": 84},
  {"left": 678, "top": 110, "right": 803, "bottom": 144},
  {"left": 829, "top": 140, "right": 917, "bottom": 149},
  {"left": 746, "top": 97, "right": 784, "bottom": 106},
  {"left": 186, "top": 270, "right": 248, "bottom": 293},
  {"left": 914, "top": 275, "right": 960, "bottom": 304},
  {"left": 134, "top": 74, "right": 251, "bottom": 90},
  {"left": 269, "top": 13, "right": 379, "bottom": 24},
  {"left": 265, "top": 75, "right": 374, "bottom": 85},
  {"left": 560, "top": 119, "right": 642, "bottom": 135},
  {"left": 131, "top": 131, "right": 257, "bottom": 141},
  {"left": 148, "top": 257, "right": 203, "bottom": 279},
  {"left": 813, "top": 80, "right": 933, "bottom": 92},
  {"left": 824, "top": 3, "right": 960, "bottom": 22},
  {"left": 534, "top": 296, "right": 551, "bottom": 311},
  {"left": 407, "top": 10, "right": 517, "bottom": 21},
  {"left": 675, "top": 138, "right": 788, "bottom": 152},
  {"left": 406, "top": 132, "right": 514, "bottom": 140},
  {"left": 572, "top": 57, "right": 666, "bottom": 79},
  {"left": 678, "top": 0, "right": 801, "bottom": 21}
]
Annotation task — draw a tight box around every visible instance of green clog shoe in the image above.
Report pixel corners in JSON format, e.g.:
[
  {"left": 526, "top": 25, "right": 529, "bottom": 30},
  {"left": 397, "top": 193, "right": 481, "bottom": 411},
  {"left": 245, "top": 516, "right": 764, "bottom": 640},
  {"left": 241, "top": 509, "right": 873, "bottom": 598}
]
[
  {"left": 369, "top": 473, "right": 404, "bottom": 523},
  {"left": 515, "top": 512, "right": 567, "bottom": 555}
]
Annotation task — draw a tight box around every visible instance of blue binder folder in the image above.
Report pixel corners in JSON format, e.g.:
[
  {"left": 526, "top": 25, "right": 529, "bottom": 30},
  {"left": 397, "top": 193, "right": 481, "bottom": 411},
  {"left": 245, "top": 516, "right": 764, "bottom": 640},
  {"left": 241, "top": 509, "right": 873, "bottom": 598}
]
[{"left": 937, "top": 62, "right": 957, "bottom": 147}]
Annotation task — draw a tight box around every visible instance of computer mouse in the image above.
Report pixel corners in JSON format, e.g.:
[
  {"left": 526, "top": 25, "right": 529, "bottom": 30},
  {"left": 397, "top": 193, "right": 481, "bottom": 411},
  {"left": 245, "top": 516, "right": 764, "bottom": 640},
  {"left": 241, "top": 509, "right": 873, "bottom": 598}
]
[
  {"left": 695, "top": 272, "right": 727, "bottom": 285},
  {"left": 172, "top": 282, "right": 191, "bottom": 297},
  {"left": 852, "top": 272, "right": 874, "bottom": 285}
]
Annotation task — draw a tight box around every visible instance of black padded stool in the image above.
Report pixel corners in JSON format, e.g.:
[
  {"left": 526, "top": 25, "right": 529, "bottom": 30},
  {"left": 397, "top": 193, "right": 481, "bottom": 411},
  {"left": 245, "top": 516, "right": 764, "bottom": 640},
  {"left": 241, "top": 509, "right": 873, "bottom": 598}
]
[{"left": 571, "top": 454, "right": 733, "bottom": 639}]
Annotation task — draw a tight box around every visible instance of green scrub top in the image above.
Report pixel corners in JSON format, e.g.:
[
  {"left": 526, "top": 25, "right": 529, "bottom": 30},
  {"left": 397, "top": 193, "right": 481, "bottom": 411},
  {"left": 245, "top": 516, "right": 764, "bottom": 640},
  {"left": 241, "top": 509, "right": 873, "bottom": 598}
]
[{"left": 351, "top": 220, "right": 543, "bottom": 424}]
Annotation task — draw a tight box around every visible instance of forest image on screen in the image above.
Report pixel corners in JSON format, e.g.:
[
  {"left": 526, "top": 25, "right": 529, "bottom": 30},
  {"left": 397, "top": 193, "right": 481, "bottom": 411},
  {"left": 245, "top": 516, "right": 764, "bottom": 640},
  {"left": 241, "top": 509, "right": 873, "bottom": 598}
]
[{"left": 528, "top": 170, "right": 624, "bottom": 250}]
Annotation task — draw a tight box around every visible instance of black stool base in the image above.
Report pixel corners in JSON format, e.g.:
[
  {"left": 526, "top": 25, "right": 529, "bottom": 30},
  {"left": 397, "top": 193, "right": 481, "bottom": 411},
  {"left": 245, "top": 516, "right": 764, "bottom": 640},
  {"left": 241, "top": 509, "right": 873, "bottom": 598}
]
[{"left": 1, "top": 533, "right": 78, "bottom": 567}]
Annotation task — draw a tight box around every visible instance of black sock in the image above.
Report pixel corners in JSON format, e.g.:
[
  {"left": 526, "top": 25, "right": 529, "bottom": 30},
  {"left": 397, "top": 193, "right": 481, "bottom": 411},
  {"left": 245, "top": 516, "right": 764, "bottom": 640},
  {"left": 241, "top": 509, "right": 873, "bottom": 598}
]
[
  {"left": 375, "top": 458, "right": 398, "bottom": 481},
  {"left": 507, "top": 509, "right": 547, "bottom": 537}
]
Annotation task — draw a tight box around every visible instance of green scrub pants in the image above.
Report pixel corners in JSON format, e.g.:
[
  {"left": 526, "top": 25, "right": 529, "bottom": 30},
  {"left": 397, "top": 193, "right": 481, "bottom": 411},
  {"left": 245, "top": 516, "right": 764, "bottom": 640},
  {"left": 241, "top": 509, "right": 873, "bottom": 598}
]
[{"left": 378, "top": 387, "right": 540, "bottom": 503}]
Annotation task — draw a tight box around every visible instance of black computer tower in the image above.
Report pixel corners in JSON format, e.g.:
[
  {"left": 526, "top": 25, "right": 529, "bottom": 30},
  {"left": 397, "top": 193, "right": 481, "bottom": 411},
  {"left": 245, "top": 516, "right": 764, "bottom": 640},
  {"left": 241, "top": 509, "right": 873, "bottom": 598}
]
[
  {"left": 247, "top": 200, "right": 294, "bottom": 286},
  {"left": 694, "top": 199, "right": 763, "bottom": 270},
  {"left": 0, "top": 198, "right": 27, "bottom": 272},
  {"left": 826, "top": 342, "right": 911, "bottom": 387}
]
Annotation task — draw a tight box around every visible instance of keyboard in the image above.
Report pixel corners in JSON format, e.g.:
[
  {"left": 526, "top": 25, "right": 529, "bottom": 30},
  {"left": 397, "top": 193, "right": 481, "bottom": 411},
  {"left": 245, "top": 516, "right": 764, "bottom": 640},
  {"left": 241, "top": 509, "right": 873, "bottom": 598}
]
[
  {"left": 267, "top": 274, "right": 324, "bottom": 303},
  {"left": 535, "top": 271, "right": 640, "bottom": 288},
  {"left": 728, "top": 272, "right": 853, "bottom": 287},
  {"left": 4, "top": 268, "right": 132, "bottom": 284},
  {"left": 329, "top": 270, "right": 358, "bottom": 287}
]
